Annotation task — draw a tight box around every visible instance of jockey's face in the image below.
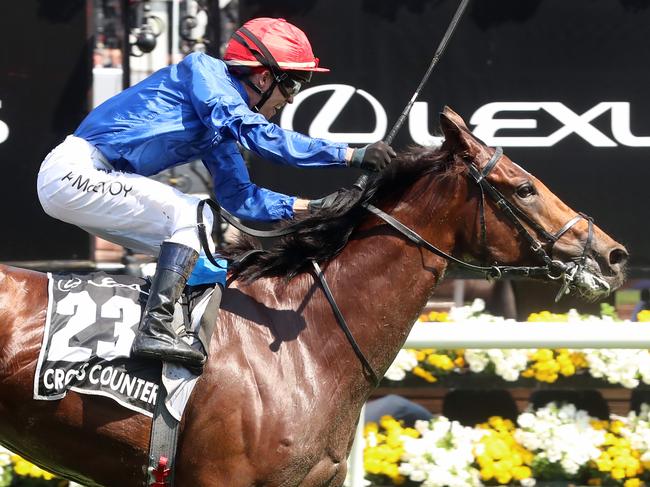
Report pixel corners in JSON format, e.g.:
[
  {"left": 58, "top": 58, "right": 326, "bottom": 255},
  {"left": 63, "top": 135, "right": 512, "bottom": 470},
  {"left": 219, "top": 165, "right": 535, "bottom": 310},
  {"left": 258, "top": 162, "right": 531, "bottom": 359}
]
[{"left": 250, "top": 69, "right": 296, "bottom": 120}]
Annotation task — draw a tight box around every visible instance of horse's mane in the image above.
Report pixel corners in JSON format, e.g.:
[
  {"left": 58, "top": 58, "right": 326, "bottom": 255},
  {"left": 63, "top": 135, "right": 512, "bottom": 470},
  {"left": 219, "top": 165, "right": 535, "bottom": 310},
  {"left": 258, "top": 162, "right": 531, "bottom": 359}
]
[{"left": 223, "top": 145, "right": 464, "bottom": 282}]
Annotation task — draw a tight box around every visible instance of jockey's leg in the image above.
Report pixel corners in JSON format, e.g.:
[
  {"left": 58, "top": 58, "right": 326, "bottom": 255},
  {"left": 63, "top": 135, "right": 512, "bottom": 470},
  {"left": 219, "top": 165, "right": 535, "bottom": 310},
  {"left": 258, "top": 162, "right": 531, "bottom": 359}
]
[
  {"left": 36, "top": 135, "right": 215, "bottom": 367},
  {"left": 131, "top": 241, "right": 205, "bottom": 366}
]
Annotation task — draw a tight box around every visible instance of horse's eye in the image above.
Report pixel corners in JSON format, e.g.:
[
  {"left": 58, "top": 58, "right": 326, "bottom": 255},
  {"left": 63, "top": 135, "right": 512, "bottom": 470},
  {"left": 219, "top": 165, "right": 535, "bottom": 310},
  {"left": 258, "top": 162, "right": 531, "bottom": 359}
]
[{"left": 515, "top": 183, "right": 536, "bottom": 199}]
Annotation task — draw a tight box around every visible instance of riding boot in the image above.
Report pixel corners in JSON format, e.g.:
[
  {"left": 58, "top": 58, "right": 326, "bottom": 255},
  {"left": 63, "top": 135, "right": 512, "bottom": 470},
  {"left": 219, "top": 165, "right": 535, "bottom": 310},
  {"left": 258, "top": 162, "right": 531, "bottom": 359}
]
[{"left": 131, "top": 242, "right": 205, "bottom": 367}]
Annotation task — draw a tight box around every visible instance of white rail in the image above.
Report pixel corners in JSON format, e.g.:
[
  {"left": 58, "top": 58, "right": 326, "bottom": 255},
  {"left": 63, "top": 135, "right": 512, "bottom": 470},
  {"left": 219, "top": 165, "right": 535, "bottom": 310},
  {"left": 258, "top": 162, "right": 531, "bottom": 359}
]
[
  {"left": 404, "top": 321, "right": 650, "bottom": 349},
  {"left": 344, "top": 320, "right": 650, "bottom": 487}
]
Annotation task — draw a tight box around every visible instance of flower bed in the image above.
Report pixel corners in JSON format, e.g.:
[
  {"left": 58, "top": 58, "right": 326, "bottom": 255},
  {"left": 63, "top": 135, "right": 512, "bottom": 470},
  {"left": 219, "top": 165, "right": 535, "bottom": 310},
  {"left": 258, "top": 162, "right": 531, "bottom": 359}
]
[
  {"left": 385, "top": 301, "right": 650, "bottom": 388},
  {"left": 364, "top": 402, "right": 650, "bottom": 486}
]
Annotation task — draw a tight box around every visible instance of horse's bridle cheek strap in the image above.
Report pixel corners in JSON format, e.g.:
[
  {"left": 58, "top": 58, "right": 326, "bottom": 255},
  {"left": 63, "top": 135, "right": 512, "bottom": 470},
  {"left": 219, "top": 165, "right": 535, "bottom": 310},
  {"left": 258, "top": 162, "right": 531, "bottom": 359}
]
[{"left": 362, "top": 146, "right": 595, "bottom": 284}]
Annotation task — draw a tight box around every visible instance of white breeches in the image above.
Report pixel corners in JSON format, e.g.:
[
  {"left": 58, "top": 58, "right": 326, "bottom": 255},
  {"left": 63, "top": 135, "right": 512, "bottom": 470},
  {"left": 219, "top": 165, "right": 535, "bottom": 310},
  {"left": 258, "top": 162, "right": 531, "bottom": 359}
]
[{"left": 37, "top": 135, "right": 214, "bottom": 256}]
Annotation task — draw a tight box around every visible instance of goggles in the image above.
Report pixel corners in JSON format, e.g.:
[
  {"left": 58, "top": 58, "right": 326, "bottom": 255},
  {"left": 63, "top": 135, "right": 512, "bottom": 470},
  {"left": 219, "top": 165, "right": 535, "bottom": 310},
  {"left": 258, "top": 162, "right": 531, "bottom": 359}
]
[{"left": 279, "top": 77, "right": 302, "bottom": 98}]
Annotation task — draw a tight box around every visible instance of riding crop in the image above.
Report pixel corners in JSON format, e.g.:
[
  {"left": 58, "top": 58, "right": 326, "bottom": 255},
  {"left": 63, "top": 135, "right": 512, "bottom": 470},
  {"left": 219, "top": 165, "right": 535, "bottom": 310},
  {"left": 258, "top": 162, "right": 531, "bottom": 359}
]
[
  {"left": 354, "top": 0, "right": 471, "bottom": 189},
  {"left": 384, "top": 0, "right": 471, "bottom": 145}
]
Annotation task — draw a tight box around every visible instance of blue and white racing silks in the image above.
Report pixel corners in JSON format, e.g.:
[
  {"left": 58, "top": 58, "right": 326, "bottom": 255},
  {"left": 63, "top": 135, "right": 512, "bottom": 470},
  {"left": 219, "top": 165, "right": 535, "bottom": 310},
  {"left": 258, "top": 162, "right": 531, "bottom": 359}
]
[{"left": 75, "top": 52, "right": 349, "bottom": 222}]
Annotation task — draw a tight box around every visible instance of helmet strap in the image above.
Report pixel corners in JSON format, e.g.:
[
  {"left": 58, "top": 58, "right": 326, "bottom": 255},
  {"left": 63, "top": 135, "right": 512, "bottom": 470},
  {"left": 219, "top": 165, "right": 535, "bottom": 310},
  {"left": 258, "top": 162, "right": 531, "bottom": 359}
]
[{"left": 241, "top": 76, "right": 278, "bottom": 113}]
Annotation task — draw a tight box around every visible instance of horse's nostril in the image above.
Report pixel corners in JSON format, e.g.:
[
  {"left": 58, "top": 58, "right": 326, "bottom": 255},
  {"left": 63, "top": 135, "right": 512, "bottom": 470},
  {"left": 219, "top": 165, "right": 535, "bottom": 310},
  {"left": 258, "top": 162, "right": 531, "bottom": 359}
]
[{"left": 609, "top": 247, "right": 629, "bottom": 267}]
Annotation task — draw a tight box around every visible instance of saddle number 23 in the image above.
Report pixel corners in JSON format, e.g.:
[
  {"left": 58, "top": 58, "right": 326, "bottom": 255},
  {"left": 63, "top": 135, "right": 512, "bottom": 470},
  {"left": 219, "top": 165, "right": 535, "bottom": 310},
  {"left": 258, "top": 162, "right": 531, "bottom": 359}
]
[{"left": 47, "top": 291, "right": 140, "bottom": 362}]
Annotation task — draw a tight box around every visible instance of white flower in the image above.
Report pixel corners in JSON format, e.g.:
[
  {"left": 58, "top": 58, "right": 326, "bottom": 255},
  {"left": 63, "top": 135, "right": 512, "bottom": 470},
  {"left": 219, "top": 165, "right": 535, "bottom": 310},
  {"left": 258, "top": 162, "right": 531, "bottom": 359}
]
[
  {"left": 399, "top": 416, "right": 484, "bottom": 486},
  {"left": 517, "top": 412, "right": 536, "bottom": 429},
  {"left": 582, "top": 348, "right": 649, "bottom": 388},
  {"left": 384, "top": 349, "right": 418, "bottom": 381},
  {"left": 514, "top": 402, "right": 605, "bottom": 477},
  {"left": 470, "top": 298, "right": 486, "bottom": 314},
  {"left": 464, "top": 350, "right": 489, "bottom": 373}
]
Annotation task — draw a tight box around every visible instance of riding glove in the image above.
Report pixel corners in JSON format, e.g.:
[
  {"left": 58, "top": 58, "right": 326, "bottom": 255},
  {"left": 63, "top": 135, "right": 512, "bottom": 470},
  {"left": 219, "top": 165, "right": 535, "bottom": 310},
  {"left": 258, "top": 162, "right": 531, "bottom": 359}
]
[
  {"left": 308, "top": 190, "right": 344, "bottom": 213},
  {"left": 349, "top": 141, "right": 397, "bottom": 172}
]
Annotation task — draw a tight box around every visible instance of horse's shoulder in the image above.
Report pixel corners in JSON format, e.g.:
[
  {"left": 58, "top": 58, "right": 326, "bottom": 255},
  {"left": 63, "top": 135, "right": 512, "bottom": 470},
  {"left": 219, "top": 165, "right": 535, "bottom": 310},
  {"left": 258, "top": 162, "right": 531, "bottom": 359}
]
[{"left": 225, "top": 274, "right": 307, "bottom": 304}]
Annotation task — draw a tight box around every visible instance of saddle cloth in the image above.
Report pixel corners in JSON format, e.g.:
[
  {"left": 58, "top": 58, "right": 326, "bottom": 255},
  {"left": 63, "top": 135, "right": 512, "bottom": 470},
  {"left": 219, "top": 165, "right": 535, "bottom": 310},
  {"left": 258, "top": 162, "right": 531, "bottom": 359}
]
[{"left": 34, "top": 272, "right": 210, "bottom": 420}]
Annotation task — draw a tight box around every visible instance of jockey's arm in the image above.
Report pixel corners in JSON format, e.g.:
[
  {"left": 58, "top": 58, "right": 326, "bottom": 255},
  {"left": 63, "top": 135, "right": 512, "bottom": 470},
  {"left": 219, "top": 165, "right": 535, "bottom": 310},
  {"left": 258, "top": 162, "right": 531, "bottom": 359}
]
[
  {"left": 203, "top": 141, "right": 300, "bottom": 222},
  {"left": 184, "top": 53, "right": 351, "bottom": 168}
]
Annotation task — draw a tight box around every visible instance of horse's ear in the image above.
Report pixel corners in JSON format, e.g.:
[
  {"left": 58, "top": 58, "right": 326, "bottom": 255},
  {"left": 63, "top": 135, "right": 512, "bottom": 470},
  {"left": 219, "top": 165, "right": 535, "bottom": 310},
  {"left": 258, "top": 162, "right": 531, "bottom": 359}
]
[
  {"left": 440, "top": 106, "right": 484, "bottom": 158},
  {"left": 440, "top": 106, "right": 469, "bottom": 131}
]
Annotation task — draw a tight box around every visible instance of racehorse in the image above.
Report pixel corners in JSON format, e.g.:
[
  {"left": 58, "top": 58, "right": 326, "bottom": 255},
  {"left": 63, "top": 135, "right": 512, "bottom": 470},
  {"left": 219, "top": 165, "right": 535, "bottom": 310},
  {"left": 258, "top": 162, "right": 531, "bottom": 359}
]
[{"left": 0, "top": 107, "right": 627, "bottom": 486}]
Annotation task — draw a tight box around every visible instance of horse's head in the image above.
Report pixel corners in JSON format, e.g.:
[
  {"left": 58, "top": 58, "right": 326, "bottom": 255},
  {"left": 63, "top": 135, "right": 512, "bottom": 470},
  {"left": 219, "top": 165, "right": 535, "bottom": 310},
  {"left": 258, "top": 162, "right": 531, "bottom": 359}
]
[{"left": 439, "top": 106, "right": 627, "bottom": 300}]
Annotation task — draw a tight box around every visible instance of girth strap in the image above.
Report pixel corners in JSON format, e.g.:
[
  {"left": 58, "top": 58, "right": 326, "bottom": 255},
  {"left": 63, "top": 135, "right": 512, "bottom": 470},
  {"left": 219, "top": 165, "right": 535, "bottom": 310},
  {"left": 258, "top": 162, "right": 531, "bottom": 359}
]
[{"left": 147, "top": 381, "right": 180, "bottom": 487}]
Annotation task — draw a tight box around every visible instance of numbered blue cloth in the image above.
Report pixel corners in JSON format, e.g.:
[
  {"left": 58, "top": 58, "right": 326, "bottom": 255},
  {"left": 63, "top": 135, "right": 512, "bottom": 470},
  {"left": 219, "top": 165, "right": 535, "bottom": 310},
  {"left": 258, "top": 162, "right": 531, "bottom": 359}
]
[{"left": 187, "top": 254, "right": 228, "bottom": 287}]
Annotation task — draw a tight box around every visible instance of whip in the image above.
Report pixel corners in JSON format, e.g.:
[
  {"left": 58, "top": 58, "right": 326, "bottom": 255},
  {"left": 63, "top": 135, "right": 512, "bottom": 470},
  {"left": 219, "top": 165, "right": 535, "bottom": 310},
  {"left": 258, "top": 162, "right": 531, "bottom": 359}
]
[
  {"left": 384, "top": 0, "right": 471, "bottom": 145},
  {"left": 354, "top": 0, "right": 471, "bottom": 190}
]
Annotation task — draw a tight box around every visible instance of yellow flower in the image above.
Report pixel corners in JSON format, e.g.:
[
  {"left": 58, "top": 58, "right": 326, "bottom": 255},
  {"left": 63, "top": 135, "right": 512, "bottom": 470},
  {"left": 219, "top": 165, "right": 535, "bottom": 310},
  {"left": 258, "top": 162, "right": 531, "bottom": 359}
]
[
  {"left": 532, "top": 348, "right": 554, "bottom": 361},
  {"left": 402, "top": 427, "right": 419, "bottom": 438},
  {"left": 484, "top": 438, "right": 510, "bottom": 460},
  {"left": 637, "top": 310, "right": 650, "bottom": 322},
  {"left": 426, "top": 353, "right": 454, "bottom": 370},
  {"left": 479, "top": 463, "right": 495, "bottom": 480},
  {"left": 364, "top": 414, "right": 420, "bottom": 483},
  {"left": 11, "top": 455, "right": 56, "bottom": 480},
  {"left": 495, "top": 470, "right": 512, "bottom": 484},
  {"left": 527, "top": 310, "right": 569, "bottom": 322},
  {"left": 596, "top": 453, "right": 613, "bottom": 472},
  {"left": 591, "top": 419, "right": 608, "bottom": 431},
  {"left": 475, "top": 416, "right": 533, "bottom": 485},
  {"left": 364, "top": 422, "right": 378, "bottom": 435},
  {"left": 412, "top": 366, "right": 437, "bottom": 383},
  {"left": 424, "top": 310, "right": 449, "bottom": 322},
  {"left": 571, "top": 351, "right": 589, "bottom": 368},
  {"left": 521, "top": 368, "right": 535, "bottom": 378},
  {"left": 512, "top": 465, "right": 532, "bottom": 480},
  {"left": 624, "top": 479, "right": 642, "bottom": 487},
  {"left": 610, "top": 420, "right": 625, "bottom": 434}
]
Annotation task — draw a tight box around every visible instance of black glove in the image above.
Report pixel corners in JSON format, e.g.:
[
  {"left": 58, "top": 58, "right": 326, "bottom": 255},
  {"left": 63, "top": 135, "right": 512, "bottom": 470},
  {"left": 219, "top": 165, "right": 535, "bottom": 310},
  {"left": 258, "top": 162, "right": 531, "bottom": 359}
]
[
  {"left": 349, "top": 141, "right": 397, "bottom": 172},
  {"left": 308, "top": 190, "right": 344, "bottom": 213}
]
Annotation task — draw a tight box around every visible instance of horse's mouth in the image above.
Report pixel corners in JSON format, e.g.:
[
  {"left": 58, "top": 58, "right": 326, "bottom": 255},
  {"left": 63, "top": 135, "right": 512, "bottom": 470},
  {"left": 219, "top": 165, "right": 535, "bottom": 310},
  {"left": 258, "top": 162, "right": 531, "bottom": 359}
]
[{"left": 564, "top": 256, "right": 624, "bottom": 302}]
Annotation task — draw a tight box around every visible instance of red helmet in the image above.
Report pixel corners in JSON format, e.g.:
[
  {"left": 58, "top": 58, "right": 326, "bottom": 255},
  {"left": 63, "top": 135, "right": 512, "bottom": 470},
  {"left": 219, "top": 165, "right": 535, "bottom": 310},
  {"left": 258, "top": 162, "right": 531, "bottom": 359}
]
[{"left": 223, "top": 17, "right": 329, "bottom": 73}]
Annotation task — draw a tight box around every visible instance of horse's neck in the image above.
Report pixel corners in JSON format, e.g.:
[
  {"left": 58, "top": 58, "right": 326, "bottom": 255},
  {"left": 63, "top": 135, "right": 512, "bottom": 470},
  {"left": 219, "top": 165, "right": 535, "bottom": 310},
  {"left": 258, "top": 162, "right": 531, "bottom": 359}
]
[{"left": 324, "top": 177, "right": 466, "bottom": 383}]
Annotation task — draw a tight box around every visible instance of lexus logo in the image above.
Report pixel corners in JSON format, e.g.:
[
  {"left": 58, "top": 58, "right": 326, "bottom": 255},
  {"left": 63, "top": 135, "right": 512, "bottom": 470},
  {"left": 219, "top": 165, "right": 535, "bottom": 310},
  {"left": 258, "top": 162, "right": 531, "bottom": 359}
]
[
  {"left": 280, "top": 84, "right": 387, "bottom": 144},
  {"left": 0, "top": 100, "right": 8, "bottom": 145},
  {"left": 471, "top": 102, "right": 650, "bottom": 147},
  {"left": 279, "top": 84, "right": 650, "bottom": 148}
]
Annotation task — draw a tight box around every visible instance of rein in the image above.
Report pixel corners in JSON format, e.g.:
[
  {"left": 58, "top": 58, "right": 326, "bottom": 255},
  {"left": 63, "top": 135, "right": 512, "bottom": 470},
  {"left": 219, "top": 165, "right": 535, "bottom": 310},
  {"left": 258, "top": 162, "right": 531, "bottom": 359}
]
[{"left": 196, "top": 147, "right": 594, "bottom": 386}]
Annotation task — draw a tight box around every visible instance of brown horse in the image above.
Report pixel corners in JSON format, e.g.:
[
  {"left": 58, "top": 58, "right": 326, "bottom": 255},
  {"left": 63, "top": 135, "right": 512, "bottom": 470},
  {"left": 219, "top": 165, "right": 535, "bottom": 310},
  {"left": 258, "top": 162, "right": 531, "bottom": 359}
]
[{"left": 0, "top": 107, "right": 627, "bottom": 486}]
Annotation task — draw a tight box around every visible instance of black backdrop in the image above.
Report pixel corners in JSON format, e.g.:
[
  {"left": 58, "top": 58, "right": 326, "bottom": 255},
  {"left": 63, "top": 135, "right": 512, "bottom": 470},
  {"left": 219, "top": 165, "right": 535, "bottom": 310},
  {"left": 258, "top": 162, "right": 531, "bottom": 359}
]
[
  {"left": 0, "top": 0, "right": 91, "bottom": 261},
  {"left": 241, "top": 0, "right": 650, "bottom": 273}
]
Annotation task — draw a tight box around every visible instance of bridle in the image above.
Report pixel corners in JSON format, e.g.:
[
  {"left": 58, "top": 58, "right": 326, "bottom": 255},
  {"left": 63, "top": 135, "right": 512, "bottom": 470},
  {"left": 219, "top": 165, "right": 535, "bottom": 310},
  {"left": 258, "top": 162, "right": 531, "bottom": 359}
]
[
  {"left": 363, "top": 146, "right": 595, "bottom": 300},
  {"left": 196, "top": 146, "right": 596, "bottom": 386}
]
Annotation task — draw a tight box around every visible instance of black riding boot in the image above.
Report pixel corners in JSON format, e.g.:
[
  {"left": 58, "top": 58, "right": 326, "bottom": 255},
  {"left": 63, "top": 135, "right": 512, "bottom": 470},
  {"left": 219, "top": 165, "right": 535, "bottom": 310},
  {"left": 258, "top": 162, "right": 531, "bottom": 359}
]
[{"left": 131, "top": 242, "right": 205, "bottom": 367}]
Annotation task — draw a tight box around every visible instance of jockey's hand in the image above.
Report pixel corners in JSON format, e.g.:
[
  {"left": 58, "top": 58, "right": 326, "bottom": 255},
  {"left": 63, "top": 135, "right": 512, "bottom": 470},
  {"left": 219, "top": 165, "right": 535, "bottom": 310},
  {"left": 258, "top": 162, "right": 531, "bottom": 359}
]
[
  {"left": 349, "top": 141, "right": 397, "bottom": 172},
  {"left": 308, "top": 190, "right": 343, "bottom": 213}
]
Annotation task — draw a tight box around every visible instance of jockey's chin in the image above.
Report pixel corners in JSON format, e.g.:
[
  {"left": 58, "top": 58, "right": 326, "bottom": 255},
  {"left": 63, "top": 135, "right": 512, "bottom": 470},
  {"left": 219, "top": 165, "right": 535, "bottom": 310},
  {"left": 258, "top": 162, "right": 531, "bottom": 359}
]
[{"left": 259, "top": 101, "right": 288, "bottom": 121}]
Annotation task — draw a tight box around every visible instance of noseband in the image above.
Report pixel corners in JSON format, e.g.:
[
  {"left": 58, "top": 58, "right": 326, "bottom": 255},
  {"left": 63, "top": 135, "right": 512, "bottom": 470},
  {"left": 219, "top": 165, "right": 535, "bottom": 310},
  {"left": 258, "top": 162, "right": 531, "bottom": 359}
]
[{"left": 364, "top": 147, "right": 594, "bottom": 299}]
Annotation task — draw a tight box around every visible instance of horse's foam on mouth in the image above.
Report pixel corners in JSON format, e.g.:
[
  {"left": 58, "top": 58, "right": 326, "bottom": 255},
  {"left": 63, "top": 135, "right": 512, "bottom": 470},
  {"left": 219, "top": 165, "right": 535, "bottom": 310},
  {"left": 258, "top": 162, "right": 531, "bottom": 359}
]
[{"left": 574, "top": 268, "right": 611, "bottom": 299}]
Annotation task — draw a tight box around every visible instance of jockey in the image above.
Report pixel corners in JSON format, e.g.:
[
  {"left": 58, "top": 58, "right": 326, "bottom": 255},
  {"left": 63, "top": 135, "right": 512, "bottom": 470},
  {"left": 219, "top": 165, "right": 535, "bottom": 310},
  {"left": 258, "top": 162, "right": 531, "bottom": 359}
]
[{"left": 36, "top": 17, "right": 396, "bottom": 369}]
